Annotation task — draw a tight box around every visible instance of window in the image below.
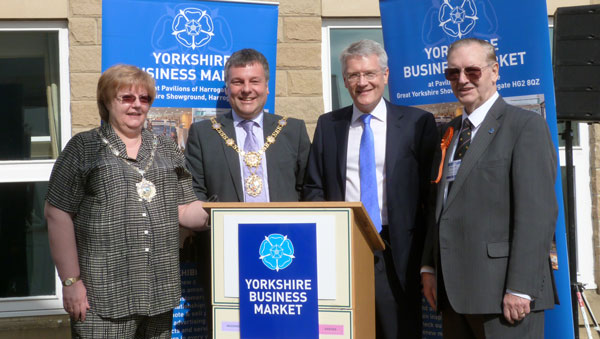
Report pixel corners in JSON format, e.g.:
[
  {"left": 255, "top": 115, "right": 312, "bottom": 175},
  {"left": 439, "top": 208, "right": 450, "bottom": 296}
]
[
  {"left": 0, "top": 21, "right": 70, "bottom": 317},
  {"left": 322, "top": 19, "right": 387, "bottom": 112}
]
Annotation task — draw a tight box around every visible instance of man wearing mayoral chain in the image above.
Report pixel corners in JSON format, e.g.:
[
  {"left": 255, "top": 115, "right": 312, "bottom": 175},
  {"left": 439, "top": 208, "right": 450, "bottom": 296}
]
[{"left": 185, "top": 48, "right": 310, "bottom": 203}]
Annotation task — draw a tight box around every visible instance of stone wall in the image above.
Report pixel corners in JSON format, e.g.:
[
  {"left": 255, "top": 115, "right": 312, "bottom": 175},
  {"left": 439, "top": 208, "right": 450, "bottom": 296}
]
[
  {"left": 67, "top": 0, "right": 323, "bottom": 136},
  {"left": 69, "top": 0, "right": 102, "bottom": 135},
  {"left": 0, "top": 315, "right": 70, "bottom": 339},
  {"left": 275, "top": 0, "right": 323, "bottom": 137}
]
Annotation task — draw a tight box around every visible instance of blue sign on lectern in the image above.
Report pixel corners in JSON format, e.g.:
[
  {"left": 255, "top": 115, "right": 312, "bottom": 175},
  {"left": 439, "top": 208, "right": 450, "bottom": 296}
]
[{"left": 238, "top": 223, "right": 319, "bottom": 339}]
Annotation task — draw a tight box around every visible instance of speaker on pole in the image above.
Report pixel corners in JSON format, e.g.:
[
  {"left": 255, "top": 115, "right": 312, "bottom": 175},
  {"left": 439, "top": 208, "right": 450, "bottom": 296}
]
[{"left": 553, "top": 5, "right": 600, "bottom": 122}]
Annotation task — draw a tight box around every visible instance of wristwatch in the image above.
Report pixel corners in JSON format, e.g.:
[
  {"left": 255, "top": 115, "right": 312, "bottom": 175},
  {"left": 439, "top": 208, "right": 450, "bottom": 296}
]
[{"left": 62, "top": 277, "right": 81, "bottom": 287}]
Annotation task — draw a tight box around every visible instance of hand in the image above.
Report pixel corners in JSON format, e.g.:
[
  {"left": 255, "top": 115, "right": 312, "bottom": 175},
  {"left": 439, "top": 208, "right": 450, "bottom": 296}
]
[
  {"left": 178, "top": 200, "right": 209, "bottom": 231},
  {"left": 502, "top": 293, "right": 530, "bottom": 324},
  {"left": 63, "top": 280, "right": 90, "bottom": 322},
  {"left": 421, "top": 272, "right": 437, "bottom": 311}
]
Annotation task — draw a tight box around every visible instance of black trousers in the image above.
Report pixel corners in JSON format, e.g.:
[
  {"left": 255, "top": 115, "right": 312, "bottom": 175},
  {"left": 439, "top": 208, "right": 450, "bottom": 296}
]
[{"left": 374, "top": 228, "right": 422, "bottom": 339}]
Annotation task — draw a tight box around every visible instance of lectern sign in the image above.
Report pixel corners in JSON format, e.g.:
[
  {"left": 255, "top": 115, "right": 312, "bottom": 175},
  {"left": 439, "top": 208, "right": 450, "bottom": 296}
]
[{"left": 238, "top": 223, "right": 319, "bottom": 339}]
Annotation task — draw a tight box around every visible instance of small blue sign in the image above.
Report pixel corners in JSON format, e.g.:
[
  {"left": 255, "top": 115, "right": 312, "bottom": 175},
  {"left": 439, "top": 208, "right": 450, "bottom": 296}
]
[
  {"left": 172, "top": 262, "right": 208, "bottom": 339},
  {"left": 239, "top": 223, "right": 319, "bottom": 339}
]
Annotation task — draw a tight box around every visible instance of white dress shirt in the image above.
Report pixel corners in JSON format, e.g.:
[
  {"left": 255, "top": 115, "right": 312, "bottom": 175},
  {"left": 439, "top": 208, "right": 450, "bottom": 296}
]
[
  {"left": 443, "top": 91, "right": 500, "bottom": 201},
  {"left": 448, "top": 91, "right": 499, "bottom": 160},
  {"left": 231, "top": 111, "right": 270, "bottom": 202},
  {"left": 345, "top": 98, "right": 388, "bottom": 225}
]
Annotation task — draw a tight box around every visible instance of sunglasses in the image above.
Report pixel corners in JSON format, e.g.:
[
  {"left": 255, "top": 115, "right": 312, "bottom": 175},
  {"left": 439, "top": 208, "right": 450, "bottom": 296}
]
[
  {"left": 116, "top": 94, "right": 151, "bottom": 105},
  {"left": 444, "top": 64, "right": 493, "bottom": 82}
]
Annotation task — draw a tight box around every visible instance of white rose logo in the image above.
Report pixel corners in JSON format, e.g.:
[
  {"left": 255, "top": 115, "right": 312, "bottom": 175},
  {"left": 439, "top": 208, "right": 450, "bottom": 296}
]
[{"left": 172, "top": 8, "right": 215, "bottom": 50}]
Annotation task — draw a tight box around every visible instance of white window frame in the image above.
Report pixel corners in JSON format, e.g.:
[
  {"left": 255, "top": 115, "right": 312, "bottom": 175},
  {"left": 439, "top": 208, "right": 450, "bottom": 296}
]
[
  {"left": 0, "top": 20, "right": 71, "bottom": 317},
  {"left": 321, "top": 18, "right": 382, "bottom": 113}
]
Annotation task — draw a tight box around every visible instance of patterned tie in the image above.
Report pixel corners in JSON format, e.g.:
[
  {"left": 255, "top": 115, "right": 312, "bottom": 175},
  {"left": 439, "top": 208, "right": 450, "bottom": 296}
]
[
  {"left": 240, "top": 120, "right": 267, "bottom": 202},
  {"left": 448, "top": 118, "right": 471, "bottom": 194},
  {"left": 359, "top": 114, "right": 382, "bottom": 233},
  {"left": 453, "top": 118, "right": 472, "bottom": 160}
]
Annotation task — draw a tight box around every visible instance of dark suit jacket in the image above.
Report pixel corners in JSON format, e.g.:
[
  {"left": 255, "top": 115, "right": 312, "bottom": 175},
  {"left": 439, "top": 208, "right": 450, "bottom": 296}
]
[
  {"left": 422, "top": 96, "right": 558, "bottom": 314},
  {"left": 303, "top": 100, "right": 439, "bottom": 290},
  {"left": 184, "top": 111, "right": 310, "bottom": 202}
]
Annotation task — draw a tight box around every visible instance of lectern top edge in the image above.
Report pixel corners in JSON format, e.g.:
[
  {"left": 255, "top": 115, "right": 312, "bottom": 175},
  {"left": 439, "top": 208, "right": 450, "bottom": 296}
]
[{"left": 203, "top": 201, "right": 385, "bottom": 251}]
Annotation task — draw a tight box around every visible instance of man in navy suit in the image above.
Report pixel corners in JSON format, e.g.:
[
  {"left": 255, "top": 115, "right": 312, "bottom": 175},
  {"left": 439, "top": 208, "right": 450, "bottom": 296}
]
[{"left": 303, "top": 39, "right": 439, "bottom": 338}]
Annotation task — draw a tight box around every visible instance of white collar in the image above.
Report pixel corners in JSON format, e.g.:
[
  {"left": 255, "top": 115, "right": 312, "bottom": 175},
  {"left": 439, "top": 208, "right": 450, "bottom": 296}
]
[
  {"left": 232, "top": 110, "right": 264, "bottom": 128},
  {"left": 463, "top": 91, "right": 499, "bottom": 129},
  {"left": 351, "top": 97, "right": 387, "bottom": 124}
]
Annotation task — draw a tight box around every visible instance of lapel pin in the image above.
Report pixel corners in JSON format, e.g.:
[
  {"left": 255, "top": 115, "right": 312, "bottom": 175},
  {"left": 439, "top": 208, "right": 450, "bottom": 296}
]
[{"left": 488, "top": 128, "right": 495, "bottom": 134}]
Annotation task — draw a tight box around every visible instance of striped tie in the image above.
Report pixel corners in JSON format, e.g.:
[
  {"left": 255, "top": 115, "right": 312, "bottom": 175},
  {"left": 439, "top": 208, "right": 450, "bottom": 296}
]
[
  {"left": 453, "top": 118, "right": 472, "bottom": 160},
  {"left": 448, "top": 118, "right": 471, "bottom": 194}
]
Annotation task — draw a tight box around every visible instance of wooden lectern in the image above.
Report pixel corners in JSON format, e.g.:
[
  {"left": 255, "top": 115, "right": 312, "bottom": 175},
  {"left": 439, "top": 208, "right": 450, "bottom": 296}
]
[{"left": 204, "top": 201, "right": 384, "bottom": 339}]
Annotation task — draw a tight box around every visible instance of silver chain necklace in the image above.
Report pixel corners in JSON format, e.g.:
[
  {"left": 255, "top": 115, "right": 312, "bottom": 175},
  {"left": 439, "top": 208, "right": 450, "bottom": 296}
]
[{"left": 98, "top": 128, "right": 158, "bottom": 202}]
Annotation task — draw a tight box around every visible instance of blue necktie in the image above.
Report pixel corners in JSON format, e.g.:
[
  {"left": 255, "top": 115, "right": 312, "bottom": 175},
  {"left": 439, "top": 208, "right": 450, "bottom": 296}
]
[{"left": 359, "top": 114, "right": 382, "bottom": 233}]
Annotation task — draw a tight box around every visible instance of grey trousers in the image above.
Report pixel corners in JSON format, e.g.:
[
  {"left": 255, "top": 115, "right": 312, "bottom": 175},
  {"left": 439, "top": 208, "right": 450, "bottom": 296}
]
[{"left": 71, "top": 309, "right": 173, "bottom": 339}]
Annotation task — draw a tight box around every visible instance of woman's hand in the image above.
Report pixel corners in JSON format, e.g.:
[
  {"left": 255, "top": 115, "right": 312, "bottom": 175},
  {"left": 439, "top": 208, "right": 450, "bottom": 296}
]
[
  {"left": 178, "top": 200, "right": 209, "bottom": 231},
  {"left": 63, "top": 280, "right": 90, "bottom": 322}
]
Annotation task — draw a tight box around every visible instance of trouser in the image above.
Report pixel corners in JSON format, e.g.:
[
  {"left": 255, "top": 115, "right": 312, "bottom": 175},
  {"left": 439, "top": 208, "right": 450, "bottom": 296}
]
[
  {"left": 71, "top": 309, "right": 173, "bottom": 339},
  {"left": 374, "top": 226, "right": 421, "bottom": 339}
]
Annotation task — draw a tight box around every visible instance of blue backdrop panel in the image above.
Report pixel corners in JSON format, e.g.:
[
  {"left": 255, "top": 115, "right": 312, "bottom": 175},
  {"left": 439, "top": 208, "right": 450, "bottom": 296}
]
[
  {"left": 379, "top": 1, "right": 573, "bottom": 338},
  {"left": 102, "top": 0, "right": 278, "bottom": 112},
  {"left": 238, "top": 223, "right": 319, "bottom": 339}
]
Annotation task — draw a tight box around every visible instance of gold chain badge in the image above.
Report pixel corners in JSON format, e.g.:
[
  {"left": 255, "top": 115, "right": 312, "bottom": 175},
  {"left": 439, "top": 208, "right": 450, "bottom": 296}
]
[{"left": 211, "top": 117, "right": 287, "bottom": 196}]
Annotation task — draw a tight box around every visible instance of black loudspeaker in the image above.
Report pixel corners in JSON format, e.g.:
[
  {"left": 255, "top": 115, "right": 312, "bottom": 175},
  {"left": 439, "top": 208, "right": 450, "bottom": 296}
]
[{"left": 553, "top": 5, "right": 600, "bottom": 122}]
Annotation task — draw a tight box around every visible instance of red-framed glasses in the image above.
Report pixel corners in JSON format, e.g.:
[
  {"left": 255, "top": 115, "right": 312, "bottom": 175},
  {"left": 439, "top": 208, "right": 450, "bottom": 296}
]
[
  {"left": 116, "top": 94, "right": 151, "bottom": 105},
  {"left": 444, "top": 64, "right": 493, "bottom": 82}
]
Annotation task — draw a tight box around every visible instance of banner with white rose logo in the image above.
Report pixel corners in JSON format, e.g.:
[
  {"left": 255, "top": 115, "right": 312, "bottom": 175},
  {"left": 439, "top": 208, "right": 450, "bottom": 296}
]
[
  {"left": 103, "top": 0, "right": 277, "bottom": 111},
  {"left": 238, "top": 223, "right": 319, "bottom": 339},
  {"left": 379, "top": 0, "right": 572, "bottom": 338},
  {"left": 103, "top": 0, "right": 278, "bottom": 151}
]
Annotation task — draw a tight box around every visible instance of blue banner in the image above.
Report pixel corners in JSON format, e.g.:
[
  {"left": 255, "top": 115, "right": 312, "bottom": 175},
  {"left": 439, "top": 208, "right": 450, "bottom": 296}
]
[
  {"left": 102, "top": 0, "right": 278, "bottom": 112},
  {"left": 172, "top": 262, "right": 208, "bottom": 338},
  {"left": 238, "top": 223, "right": 319, "bottom": 339},
  {"left": 379, "top": 0, "right": 572, "bottom": 338}
]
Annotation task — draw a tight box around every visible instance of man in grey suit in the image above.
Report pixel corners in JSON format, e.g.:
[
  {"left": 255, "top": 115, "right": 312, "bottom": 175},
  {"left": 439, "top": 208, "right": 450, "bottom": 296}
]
[
  {"left": 421, "top": 38, "right": 558, "bottom": 338},
  {"left": 185, "top": 48, "right": 310, "bottom": 203}
]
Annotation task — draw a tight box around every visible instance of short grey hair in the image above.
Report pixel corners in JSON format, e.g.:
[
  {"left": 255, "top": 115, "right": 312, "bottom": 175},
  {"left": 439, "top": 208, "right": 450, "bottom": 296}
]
[
  {"left": 448, "top": 38, "right": 497, "bottom": 64},
  {"left": 339, "top": 39, "right": 388, "bottom": 75}
]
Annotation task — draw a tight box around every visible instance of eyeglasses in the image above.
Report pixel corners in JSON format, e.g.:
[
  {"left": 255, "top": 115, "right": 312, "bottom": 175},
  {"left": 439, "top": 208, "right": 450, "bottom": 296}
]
[
  {"left": 346, "top": 71, "right": 382, "bottom": 83},
  {"left": 116, "top": 94, "right": 151, "bottom": 105},
  {"left": 444, "top": 64, "right": 493, "bottom": 82}
]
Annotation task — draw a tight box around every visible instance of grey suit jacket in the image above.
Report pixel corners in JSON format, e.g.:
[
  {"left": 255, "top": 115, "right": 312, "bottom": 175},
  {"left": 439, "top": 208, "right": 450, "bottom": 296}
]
[
  {"left": 184, "top": 111, "right": 310, "bottom": 202},
  {"left": 422, "top": 96, "right": 558, "bottom": 314}
]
